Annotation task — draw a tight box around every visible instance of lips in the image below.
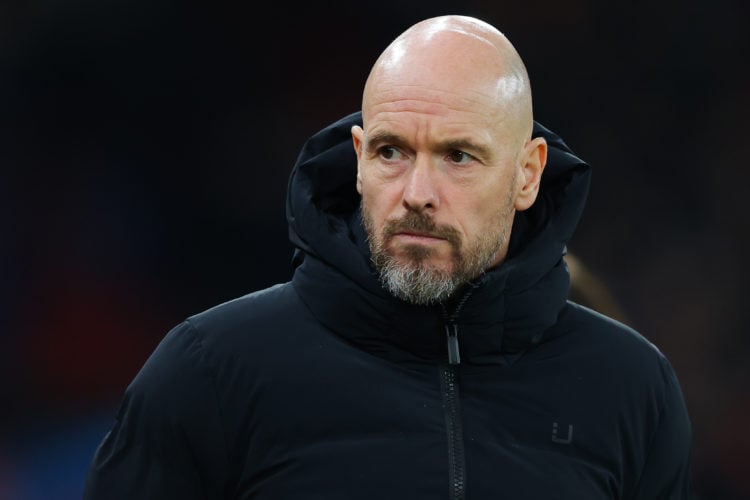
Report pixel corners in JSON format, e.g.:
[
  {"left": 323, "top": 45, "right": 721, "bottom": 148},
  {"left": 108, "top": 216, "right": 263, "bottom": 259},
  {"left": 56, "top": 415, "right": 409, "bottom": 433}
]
[{"left": 393, "top": 231, "right": 445, "bottom": 243}]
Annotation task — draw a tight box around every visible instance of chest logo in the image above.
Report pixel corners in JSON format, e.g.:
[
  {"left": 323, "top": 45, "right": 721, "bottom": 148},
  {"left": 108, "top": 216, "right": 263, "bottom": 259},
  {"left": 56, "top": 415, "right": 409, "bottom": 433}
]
[{"left": 551, "top": 422, "right": 573, "bottom": 444}]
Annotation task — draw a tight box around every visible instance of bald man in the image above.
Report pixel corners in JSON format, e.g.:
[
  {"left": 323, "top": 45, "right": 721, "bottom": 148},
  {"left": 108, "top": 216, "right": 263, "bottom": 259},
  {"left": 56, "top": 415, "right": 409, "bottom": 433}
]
[
  {"left": 84, "top": 15, "right": 693, "bottom": 499},
  {"left": 353, "top": 15, "right": 545, "bottom": 308}
]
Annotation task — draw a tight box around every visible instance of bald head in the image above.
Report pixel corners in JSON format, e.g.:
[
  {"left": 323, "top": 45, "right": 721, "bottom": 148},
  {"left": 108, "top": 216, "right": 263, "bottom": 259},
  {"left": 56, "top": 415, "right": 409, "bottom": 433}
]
[
  {"left": 362, "top": 15, "right": 534, "bottom": 147},
  {"left": 352, "top": 15, "right": 548, "bottom": 301}
]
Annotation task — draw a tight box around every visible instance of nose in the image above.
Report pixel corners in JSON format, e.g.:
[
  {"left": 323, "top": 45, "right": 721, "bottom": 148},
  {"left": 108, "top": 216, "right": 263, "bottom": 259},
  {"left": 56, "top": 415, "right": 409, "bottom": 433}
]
[{"left": 402, "top": 156, "right": 439, "bottom": 212}]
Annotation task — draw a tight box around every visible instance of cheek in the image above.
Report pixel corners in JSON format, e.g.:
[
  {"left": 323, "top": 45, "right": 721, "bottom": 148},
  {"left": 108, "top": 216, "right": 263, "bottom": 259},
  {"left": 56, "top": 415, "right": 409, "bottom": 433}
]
[
  {"left": 362, "top": 182, "right": 402, "bottom": 218},
  {"left": 360, "top": 190, "right": 389, "bottom": 239},
  {"left": 461, "top": 190, "right": 511, "bottom": 236}
]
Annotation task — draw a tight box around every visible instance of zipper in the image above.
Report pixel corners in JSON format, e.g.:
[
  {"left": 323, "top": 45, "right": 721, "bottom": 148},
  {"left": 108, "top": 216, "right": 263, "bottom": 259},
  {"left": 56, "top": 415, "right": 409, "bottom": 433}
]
[
  {"left": 441, "top": 286, "right": 475, "bottom": 366},
  {"left": 441, "top": 364, "right": 465, "bottom": 500},
  {"left": 439, "top": 287, "right": 475, "bottom": 499},
  {"left": 445, "top": 324, "right": 461, "bottom": 365}
]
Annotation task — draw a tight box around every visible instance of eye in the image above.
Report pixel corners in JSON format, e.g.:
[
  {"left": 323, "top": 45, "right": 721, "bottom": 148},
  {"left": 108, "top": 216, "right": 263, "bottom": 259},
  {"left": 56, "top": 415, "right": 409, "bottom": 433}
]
[
  {"left": 448, "top": 150, "right": 474, "bottom": 164},
  {"left": 378, "top": 146, "right": 405, "bottom": 161}
]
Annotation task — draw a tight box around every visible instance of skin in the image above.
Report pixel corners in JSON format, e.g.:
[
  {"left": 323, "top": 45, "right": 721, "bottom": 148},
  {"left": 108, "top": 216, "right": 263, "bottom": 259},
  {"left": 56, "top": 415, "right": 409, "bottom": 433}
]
[{"left": 352, "top": 15, "right": 548, "bottom": 298}]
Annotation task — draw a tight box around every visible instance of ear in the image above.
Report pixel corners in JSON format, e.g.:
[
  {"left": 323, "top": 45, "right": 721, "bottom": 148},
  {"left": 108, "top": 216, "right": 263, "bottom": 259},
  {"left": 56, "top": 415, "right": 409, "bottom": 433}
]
[
  {"left": 351, "top": 125, "right": 364, "bottom": 195},
  {"left": 514, "top": 136, "right": 547, "bottom": 211}
]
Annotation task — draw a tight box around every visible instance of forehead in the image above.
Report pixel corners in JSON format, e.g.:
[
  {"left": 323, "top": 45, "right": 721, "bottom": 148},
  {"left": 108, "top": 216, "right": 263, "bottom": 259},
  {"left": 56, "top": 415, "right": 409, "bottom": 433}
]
[
  {"left": 363, "top": 84, "right": 512, "bottom": 149},
  {"left": 361, "top": 24, "right": 530, "bottom": 151}
]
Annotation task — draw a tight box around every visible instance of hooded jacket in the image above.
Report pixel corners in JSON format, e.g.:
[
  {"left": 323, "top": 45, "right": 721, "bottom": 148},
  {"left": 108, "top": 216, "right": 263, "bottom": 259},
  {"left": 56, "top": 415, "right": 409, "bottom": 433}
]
[{"left": 84, "top": 112, "right": 692, "bottom": 499}]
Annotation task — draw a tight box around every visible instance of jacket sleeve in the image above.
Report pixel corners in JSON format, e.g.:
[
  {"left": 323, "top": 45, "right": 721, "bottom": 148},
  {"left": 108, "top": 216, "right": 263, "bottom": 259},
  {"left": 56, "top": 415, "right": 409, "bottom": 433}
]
[
  {"left": 83, "top": 320, "right": 229, "bottom": 500},
  {"left": 632, "top": 355, "right": 694, "bottom": 499}
]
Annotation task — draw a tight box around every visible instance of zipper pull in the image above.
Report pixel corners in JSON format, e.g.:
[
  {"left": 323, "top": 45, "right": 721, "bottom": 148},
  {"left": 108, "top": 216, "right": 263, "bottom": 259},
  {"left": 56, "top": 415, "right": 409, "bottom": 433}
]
[{"left": 445, "top": 323, "right": 461, "bottom": 365}]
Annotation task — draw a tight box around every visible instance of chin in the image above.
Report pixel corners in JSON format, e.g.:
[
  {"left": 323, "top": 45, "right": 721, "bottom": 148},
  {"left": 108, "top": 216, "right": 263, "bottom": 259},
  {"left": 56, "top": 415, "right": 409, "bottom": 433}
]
[{"left": 397, "top": 255, "right": 453, "bottom": 274}]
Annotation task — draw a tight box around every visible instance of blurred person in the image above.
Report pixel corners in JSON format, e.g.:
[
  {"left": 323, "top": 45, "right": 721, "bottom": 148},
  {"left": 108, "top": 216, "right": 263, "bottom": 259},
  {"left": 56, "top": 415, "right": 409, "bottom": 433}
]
[
  {"left": 565, "top": 252, "right": 631, "bottom": 325},
  {"left": 83, "top": 14, "right": 692, "bottom": 499}
]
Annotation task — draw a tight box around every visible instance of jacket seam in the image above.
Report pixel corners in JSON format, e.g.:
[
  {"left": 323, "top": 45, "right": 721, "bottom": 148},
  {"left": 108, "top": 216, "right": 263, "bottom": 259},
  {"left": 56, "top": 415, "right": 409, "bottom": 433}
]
[
  {"left": 184, "top": 318, "right": 232, "bottom": 489},
  {"left": 627, "top": 351, "right": 668, "bottom": 499}
]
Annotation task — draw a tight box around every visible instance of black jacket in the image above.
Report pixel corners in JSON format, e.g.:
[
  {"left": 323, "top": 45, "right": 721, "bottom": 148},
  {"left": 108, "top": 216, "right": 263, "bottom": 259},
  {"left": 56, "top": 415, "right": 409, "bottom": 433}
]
[{"left": 84, "top": 112, "right": 692, "bottom": 499}]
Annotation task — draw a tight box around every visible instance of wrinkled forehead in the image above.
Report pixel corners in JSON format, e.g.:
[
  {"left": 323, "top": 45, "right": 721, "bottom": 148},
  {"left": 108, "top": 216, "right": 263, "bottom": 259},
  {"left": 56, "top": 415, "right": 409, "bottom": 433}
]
[
  {"left": 362, "top": 16, "right": 533, "bottom": 145},
  {"left": 364, "top": 42, "right": 526, "bottom": 143}
]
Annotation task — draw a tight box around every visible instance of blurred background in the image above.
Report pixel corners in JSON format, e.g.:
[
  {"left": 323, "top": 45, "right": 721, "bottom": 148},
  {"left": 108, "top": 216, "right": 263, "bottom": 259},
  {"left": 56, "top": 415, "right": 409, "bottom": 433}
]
[{"left": 2, "top": 0, "right": 748, "bottom": 498}]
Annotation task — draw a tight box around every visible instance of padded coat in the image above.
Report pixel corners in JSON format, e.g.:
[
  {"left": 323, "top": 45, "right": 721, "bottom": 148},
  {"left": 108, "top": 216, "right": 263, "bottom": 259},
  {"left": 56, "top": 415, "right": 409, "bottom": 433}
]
[{"left": 83, "top": 112, "right": 693, "bottom": 499}]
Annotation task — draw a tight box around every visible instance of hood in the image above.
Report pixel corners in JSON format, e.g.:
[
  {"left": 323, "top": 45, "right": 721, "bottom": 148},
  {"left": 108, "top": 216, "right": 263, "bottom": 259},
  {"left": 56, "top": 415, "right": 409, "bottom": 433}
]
[{"left": 286, "top": 111, "right": 591, "bottom": 363}]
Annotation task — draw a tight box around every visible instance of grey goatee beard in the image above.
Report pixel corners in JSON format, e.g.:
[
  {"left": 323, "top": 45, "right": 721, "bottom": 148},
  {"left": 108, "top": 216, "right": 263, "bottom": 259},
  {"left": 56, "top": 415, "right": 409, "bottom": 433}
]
[{"left": 361, "top": 203, "right": 509, "bottom": 305}]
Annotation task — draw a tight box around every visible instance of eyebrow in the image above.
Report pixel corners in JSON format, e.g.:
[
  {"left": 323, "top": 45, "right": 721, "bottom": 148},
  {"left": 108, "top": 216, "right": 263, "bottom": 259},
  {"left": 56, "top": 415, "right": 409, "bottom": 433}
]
[
  {"left": 365, "top": 131, "right": 492, "bottom": 159},
  {"left": 364, "top": 131, "right": 406, "bottom": 152},
  {"left": 439, "top": 139, "right": 492, "bottom": 160}
]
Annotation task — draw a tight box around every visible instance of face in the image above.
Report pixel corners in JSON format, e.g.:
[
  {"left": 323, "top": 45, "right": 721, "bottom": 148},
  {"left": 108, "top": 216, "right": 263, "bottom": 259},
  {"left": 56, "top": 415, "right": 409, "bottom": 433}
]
[
  {"left": 351, "top": 26, "right": 546, "bottom": 305},
  {"left": 352, "top": 90, "right": 531, "bottom": 305}
]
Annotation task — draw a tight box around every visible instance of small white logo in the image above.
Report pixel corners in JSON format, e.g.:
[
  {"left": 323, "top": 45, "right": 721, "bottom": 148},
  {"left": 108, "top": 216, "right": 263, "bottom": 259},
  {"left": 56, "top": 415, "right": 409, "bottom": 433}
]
[{"left": 551, "top": 422, "right": 573, "bottom": 444}]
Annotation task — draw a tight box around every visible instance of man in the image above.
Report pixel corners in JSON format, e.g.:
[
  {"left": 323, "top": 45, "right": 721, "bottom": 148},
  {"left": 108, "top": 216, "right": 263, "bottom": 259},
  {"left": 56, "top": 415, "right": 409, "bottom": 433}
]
[{"left": 84, "top": 15, "right": 693, "bottom": 499}]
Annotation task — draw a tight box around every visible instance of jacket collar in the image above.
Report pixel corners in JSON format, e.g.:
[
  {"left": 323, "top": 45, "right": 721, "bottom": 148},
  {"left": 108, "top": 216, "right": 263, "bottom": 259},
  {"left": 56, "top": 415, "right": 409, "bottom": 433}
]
[{"left": 287, "top": 112, "right": 590, "bottom": 365}]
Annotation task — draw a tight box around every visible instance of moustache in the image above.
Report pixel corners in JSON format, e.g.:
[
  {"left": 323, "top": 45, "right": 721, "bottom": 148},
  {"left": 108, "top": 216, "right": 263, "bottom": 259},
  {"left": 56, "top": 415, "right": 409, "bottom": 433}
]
[{"left": 383, "top": 211, "right": 461, "bottom": 248}]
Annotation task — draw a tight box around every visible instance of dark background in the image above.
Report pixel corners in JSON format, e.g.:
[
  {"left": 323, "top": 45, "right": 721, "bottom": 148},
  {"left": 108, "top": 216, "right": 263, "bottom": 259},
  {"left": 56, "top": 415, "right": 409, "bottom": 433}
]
[{"left": 2, "top": 1, "right": 748, "bottom": 498}]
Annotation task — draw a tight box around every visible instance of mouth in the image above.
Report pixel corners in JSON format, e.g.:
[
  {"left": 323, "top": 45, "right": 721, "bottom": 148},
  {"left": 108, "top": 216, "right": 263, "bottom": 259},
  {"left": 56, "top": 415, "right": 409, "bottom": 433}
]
[{"left": 392, "top": 231, "right": 445, "bottom": 243}]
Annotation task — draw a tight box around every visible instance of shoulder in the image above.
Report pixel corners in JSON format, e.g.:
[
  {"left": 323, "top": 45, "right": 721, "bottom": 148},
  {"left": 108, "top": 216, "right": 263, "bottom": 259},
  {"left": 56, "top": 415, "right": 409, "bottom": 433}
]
[
  {"left": 552, "top": 301, "right": 682, "bottom": 391},
  {"left": 131, "top": 282, "right": 307, "bottom": 393},
  {"left": 116, "top": 282, "right": 313, "bottom": 430},
  {"left": 557, "top": 301, "right": 663, "bottom": 356},
  {"left": 548, "top": 306, "right": 692, "bottom": 497},
  {"left": 182, "top": 281, "right": 314, "bottom": 363},
  {"left": 188, "top": 281, "right": 302, "bottom": 332},
  {"left": 550, "top": 300, "right": 690, "bottom": 430}
]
